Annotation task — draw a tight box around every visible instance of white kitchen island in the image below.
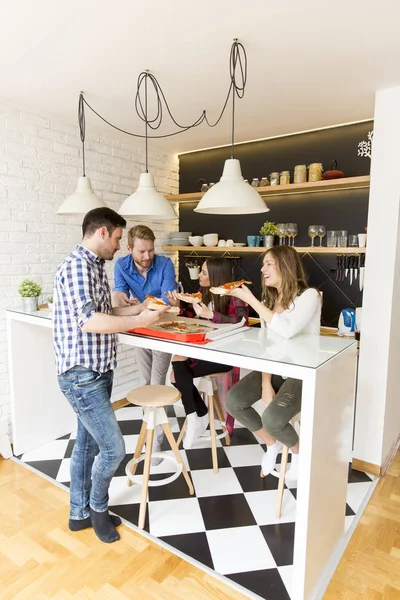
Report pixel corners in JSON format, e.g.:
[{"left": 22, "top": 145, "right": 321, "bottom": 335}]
[{"left": 6, "top": 308, "right": 358, "bottom": 600}]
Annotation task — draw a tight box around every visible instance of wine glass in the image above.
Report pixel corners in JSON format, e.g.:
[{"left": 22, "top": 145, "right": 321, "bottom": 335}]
[
  {"left": 277, "top": 223, "right": 287, "bottom": 246},
  {"left": 317, "top": 225, "right": 326, "bottom": 246},
  {"left": 286, "top": 223, "right": 294, "bottom": 246},
  {"left": 308, "top": 225, "right": 318, "bottom": 247},
  {"left": 290, "top": 223, "right": 298, "bottom": 246}
]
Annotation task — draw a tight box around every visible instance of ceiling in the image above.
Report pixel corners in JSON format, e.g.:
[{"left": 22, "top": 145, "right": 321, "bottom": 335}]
[{"left": 1, "top": 0, "right": 399, "bottom": 155}]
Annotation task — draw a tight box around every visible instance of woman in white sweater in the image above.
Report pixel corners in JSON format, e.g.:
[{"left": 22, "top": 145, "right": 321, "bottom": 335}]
[{"left": 225, "top": 245, "right": 321, "bottom": 482}]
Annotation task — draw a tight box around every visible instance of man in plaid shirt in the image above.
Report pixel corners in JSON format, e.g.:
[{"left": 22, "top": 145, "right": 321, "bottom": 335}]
[{"left": 53, "top": 207, "right": 165, "bottom": 544}]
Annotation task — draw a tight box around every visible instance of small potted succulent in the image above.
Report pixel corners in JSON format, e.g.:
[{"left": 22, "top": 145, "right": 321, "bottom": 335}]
[
  {"left": 185, "top": 260, "right": 201, "bottom": 280},
  {"left": 47, "top": 296, "right": 54, "bottom": 311},
  {"left": 18, "top": 279, "right": 42, "bottom": 312},
  {"left": 259, "top": 221, "right": 278, "bottom": 247}
]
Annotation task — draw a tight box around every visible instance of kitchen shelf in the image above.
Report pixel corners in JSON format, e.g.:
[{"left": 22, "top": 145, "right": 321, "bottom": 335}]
[
  {"left": 162, "top": 245, "right": 366, "bottom": 255},
  {"left": 165, "top": 175, "right": 370, "bottom": 203}
]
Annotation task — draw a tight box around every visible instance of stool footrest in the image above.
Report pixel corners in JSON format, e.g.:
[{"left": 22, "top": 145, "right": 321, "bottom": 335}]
[{"left": 125, "top": 454, "right": 182, "bottom": 487}]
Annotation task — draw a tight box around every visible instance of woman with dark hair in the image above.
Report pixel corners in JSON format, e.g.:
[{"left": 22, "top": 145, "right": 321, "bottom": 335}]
[
  {"left": 167, "top": 258, "right": 248, "bottom": 449},
  {"left": 225, "top": 245, "right": 321, "bottom": 483}
]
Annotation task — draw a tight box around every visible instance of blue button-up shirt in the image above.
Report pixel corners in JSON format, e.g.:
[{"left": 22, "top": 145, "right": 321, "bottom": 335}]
[
  {"left": 53, "top": 245, "right": 117, "bottom": 376},
  {"left": 113, "top": 254, "right": 178, "bottom": 303}
]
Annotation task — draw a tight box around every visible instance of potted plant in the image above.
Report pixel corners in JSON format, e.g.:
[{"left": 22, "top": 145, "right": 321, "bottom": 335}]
[
  {"left": 185, "top": 260, "right": 201, "bottom": 280},
  {"left": 47, "top": 296, "right": 54, "bottom": 311},
  {"left": 18, "top": 279, "right": 42, "bottom": 312},
  {"left": 259, "top": 221, "right": 278, "bottom": 247}
]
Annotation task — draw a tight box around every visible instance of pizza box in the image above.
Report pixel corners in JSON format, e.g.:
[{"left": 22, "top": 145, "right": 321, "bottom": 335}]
[{"left": 128, "top": 316, "right": 247, "bottom": 344}]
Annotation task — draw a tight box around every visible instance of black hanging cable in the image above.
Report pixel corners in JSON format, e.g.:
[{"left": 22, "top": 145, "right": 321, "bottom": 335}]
[
  {"left": 231, "top": 81, "right": 235, "bottom": 159},
  {"left": 78, "top": 93, "right": 86, "bottom": 176},
  {"left": 145, "top": 73, "right": 148, "bottom": 172},
  {"left": 229, "top": 39, "right": 247, "bottom": 157},
  {"left": 80, "top": 38, "right": 248, "bottom": 141},
  {"left": 82, "top": 94, "right": 205, "bottom": 139},
  {"left": 203, "top": 39, "right": 247, "bottom": 132}
]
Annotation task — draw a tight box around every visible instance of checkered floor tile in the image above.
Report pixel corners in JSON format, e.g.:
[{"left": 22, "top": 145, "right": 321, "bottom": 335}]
[{"left": 17, "top": 401, "right": 376, "bottom": 600}]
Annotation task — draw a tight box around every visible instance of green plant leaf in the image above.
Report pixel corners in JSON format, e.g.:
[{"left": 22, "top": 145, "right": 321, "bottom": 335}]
[{"left": 18, "top": 279, "right": 42, "bottom": 297}]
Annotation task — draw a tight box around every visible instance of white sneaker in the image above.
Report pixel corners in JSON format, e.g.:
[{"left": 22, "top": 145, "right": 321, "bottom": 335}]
[
  {"left": 285, "top": 453, "right": 299, "bottom": 485},
  {"left": 196, "top": 413, "right": 209, "bottom": 437},
  {"left": 261, "top": 441, "right": 283, "bottom": 476},
  {"left": 183, "top": 413, "right": 199, "bottom": 450}
]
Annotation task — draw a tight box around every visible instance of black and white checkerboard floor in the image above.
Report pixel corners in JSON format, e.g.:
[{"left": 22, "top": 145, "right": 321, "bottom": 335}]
[{"left": 17, "top": 401, "right": 375, "bottom": 600}]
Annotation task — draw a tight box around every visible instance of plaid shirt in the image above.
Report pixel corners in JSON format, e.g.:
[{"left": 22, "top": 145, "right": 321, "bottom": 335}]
[{"left": 53, "top": 245, "right": 117, "bottom": 376}]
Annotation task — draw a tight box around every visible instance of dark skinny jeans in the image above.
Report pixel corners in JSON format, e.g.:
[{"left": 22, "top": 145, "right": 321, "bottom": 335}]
[{"left": 172, "top": 359, "right": 232, "bottom": 417}]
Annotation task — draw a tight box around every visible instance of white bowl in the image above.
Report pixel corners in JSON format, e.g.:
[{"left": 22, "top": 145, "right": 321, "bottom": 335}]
[
  {"left": 189, "top": 236, "right": 203, "bottom": 246},
  {"left": 203, "top": 233, "right": 218, "bottom": 247}
]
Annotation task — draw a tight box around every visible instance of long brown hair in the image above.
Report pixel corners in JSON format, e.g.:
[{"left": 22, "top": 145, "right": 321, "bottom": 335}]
[
  {"left": 262, "top": 246, "right": 310, "bottom": 310},
  {"left": 201, "top": 258, "right": 232, "bottom": 313}
]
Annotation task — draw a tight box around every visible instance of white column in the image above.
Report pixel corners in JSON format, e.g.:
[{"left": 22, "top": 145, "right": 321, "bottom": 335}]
[{"left": 354, "top": 85, "right": 400, "bottom": 467}]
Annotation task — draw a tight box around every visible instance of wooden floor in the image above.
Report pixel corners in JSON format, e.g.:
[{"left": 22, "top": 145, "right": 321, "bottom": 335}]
[
  {"left": 1, "top": 451, "right": 399, "bottom": 600},
  {"left": 324, "top": 449, "right": 400, "bottom": 600},
  {"left": 0, "top": 459, "right": 248, "bottom": 600}
]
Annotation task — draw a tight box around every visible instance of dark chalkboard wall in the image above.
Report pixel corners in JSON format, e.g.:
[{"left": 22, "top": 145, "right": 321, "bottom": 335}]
[
  {"left": 179, "top": 122, "right": 373, "bottom": 192},
  {"left": 177, "top": 122, "right": 372, "bottom": 327}
]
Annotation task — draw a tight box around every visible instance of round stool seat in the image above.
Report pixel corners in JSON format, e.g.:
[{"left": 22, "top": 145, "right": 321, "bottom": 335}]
[{"left": 127, "top": 384, "right": 181, "bottom": 407}]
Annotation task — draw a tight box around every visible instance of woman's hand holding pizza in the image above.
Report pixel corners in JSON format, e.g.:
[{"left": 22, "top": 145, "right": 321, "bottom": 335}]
[
  {"left": 192, "top": 301, "right": 213, "bottom": 319},
  {"left": 226, "top": 284, "right": 254, "bottom": 303}
]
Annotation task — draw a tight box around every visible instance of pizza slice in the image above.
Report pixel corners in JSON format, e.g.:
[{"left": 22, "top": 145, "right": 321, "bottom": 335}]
[
  {"left": 145, "top": 295, "right": 180, "bottom": 314},
  {"left": 175, "top": 291, "right": 203, "bottom": 304},
  {"left": 159, "top": 321, "right": 188, "bottom": 332},
  {"left": 209, "top": 279, "right": 252, "bottom": 295}
]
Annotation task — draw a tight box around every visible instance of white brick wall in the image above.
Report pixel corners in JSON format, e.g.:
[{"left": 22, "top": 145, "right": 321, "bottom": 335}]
[{"left": 0, "top": 101, "right": 179, "bottom": 440}]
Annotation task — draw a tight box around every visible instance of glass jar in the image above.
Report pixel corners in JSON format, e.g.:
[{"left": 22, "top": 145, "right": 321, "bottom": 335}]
[
  {"left": 200, "top": 183, "right": 209, "bottom": 192},
  {"left": 251, "top": 178, "right": 259, "bottom": 187},
  {"left": 294, "top": 164, "right": 307, "bottom": 183},
  {"left": 259, "top": 176, "right": 269, "bottom": 187},
  {"left": 327, "top": 230, "right": 337, "bottom": 247},
  {"left": 348, "top": 234, "right": 358, "bottom": 247},
  {"left": 269, "top": 172, "right": 280, "bottom": 186},
  {"left": 308, "top": 163, "right": 323, "bottom": 182},
  {"left": 337, "top": 230, "right": 348, "bottom": 248},
  {"left": 280, "top": 171, "right": 290, "bottom": 185}
]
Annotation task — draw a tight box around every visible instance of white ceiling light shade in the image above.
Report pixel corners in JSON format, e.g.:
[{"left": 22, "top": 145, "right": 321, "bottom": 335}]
[
  {"left": 57, "top": 176, "right": 106, "bottom": 215},
  {"left": 57, "top": 94, "right": 106, "bottom": 215},
  {"left": 118, "top": 172, "right": 177, "bottom": 220},
  {"left": 194, "top": 158, "right": 269, "bottom": 214}
]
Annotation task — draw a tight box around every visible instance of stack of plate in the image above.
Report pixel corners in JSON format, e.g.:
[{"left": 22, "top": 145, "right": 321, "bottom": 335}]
[{"left": 168, "top": 231, "right": 192, "bottom": 246}]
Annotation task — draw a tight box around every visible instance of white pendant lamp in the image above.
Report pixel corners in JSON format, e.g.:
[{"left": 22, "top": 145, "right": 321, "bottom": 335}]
[
  {"left": 57, "top": 94, "right": 106, "bottom": 215},
  {"left": 57, "top": 176, "right": 106, "bottom": 215},
  {"left": 195, "top": 158, "right": 269, "bottom": 214},
  {"left": 118, "top": 71, "right": 177, "bottom": 221},
  {"left": 118, "top": 171, "right": 177, "bottom": 220},
  {"left": 195, "top": 39, "right": 269, "bottom": 215}
]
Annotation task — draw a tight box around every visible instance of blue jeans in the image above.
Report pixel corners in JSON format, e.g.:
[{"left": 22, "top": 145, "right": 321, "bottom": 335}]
[{"left": 57, "top": 366, "right": 125, "bottom": 520}]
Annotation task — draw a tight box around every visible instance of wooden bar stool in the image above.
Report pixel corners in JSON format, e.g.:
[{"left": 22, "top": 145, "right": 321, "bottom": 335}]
[
  {"left": 125, "top": 384, "right": 194, "bottom": 529},
  {"left": 176, "top": 373, "right": 231, "bottom": 473},
  {"left": 275, "top": 415, "right": 300, "bottom": 519}
]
